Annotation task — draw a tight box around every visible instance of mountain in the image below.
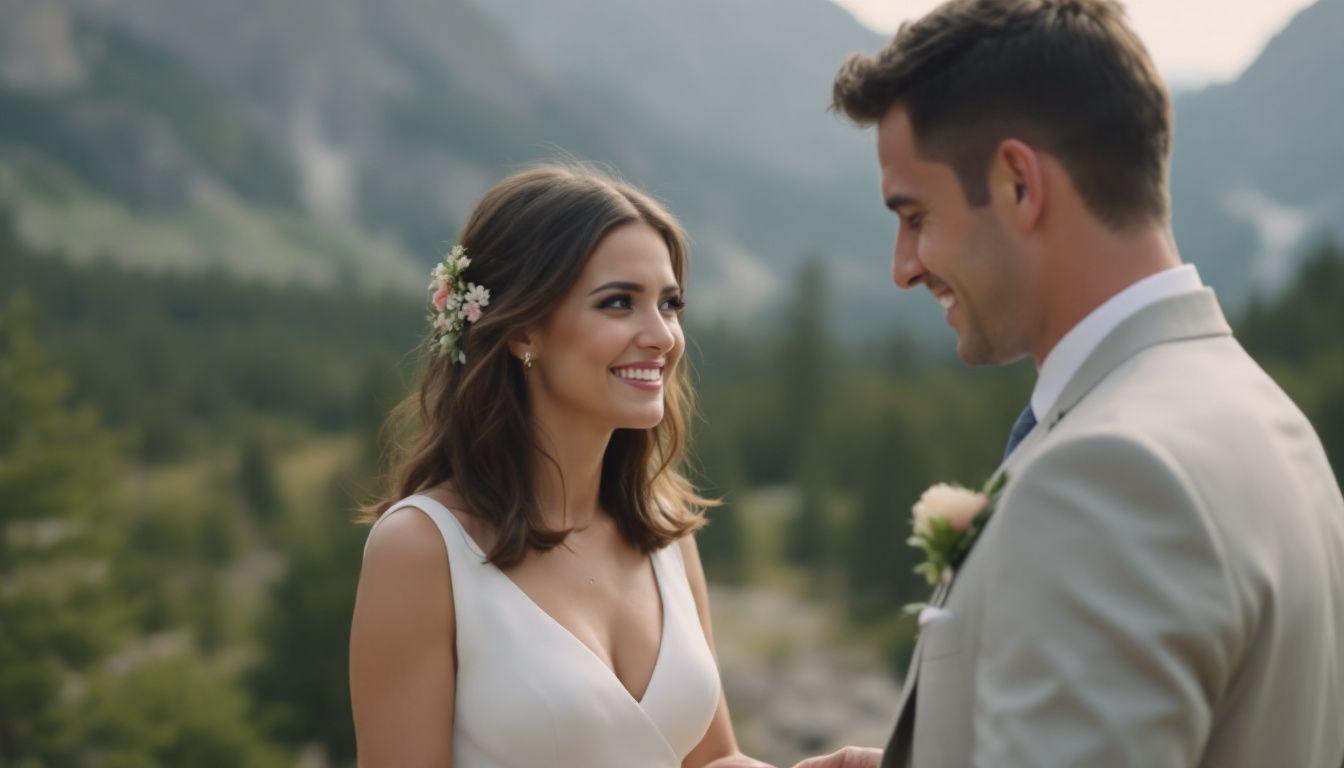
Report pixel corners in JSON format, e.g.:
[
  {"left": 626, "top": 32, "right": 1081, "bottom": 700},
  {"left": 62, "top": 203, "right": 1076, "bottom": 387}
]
[
  {"left": 0, "top": 0, "right": 574, "bottom": 291},
  {"left": 477, "top": 0, "right": 886, "bottom": 184},
  {"left": 1, "top": 0, "right": 914, "bottom": 333},
  {"left": 1170, "top": 0, "right": 1344, "bottom": 304},
  {"left": 476, "top": 0, "right": 912, "bottom": 332},
  {"left": 489, "top": 0, "right": 1344, "bottom": 327},
  {"left": 3, "top": 0, "right": 1339, "bottom": 340}
]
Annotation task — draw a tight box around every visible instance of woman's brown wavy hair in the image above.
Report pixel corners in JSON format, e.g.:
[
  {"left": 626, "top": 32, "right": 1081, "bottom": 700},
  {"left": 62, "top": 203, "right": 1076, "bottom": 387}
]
[{"left": 361, "top": 163, "right": 714, "bottom": 568}]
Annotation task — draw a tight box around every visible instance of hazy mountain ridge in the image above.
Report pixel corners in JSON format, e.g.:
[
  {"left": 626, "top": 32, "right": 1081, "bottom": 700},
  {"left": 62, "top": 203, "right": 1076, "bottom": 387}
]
[
  {"left": 0, "top": 7, "right": 421, "bottom": 291},
  {"left": 0, "top": 0, "right": 570, "bottom": 290},
  {"left": 1, "top": 0, "right": 911, "bottom": 332},
  {"left": 1, "top": 0, "right": 1340, "bottom": 337},
  {"left": 1170, "top": 0, "right": 1344, "bottom": 302},
  {"left": 473, "top": 0, "right": 910, "bottom": 330},
  {"left": 477, "top": 0, "right": 887, "bottom": 184},
  {"left": 49, "top": 0, "right": 548, "bottom": 244}
]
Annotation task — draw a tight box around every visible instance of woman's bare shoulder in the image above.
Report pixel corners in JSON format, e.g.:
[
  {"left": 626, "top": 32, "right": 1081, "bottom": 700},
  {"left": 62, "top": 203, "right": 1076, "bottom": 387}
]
[{"left": 360, "top": 506, "right": 454, "bottom": 615}]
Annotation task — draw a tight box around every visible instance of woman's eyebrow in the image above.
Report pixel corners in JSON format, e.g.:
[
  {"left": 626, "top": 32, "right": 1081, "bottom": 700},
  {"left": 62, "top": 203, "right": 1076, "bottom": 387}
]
[{"left": 587, "top": 281, "right": 680, "bottom": 295}]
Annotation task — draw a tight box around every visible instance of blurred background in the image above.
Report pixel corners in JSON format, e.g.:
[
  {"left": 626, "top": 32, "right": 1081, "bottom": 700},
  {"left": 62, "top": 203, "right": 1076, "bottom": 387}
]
[{"left": 2, "top": 0, "right": 1342, "bottom": 765}]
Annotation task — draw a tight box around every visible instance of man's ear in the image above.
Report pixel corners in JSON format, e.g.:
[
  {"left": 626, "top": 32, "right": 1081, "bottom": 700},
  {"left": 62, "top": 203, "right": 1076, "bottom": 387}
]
[{"left": 989, "top": 139, "right": 1045, "bottom": 232}]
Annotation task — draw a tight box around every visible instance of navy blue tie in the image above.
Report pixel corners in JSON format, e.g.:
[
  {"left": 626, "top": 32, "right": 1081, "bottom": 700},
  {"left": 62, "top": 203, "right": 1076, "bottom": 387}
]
[{"left": 1004, "top": 404, "right": 1038, "bottom": 459}]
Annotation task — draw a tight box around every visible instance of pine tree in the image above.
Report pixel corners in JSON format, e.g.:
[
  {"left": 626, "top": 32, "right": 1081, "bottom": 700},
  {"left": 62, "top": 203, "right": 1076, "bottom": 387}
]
[
  {"left": 776, "top": 256, "right": 832, "bottom": 465},
  {"left": 238, "top": 434, "right": 283, "bottom": 524},
  {"left": 844, "top": 411, "right": 928, "bottom": 623},
  {"left": 0, "top": 296, "right": 130, "bottom": 763},
  {"left": 354, "top": 357, "right": 406, "bottom": 475},
  {"left": 785, "top": 460, "right": 830, "bottom": 571},
  {"left": 0, "top": 296, "right": 287, "bottom": 765},
  {"left": 693, "top": 420, "right": 750, "bottom": 584},
  {"left": 249, "top": 471, "right": 366, "bottom": 763},
  {"left": 70, "top": 658, "right": 288, "bottom": 768},
  {"left": 777, "top": 255, "right": 835, "bottom": 571}
]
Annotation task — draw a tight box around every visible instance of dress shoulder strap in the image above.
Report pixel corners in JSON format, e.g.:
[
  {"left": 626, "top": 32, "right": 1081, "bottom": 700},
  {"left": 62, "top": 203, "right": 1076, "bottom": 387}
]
[
  {"left": 664, "top": 537, "right": 687, "bottom": 570},
  {"left": 656, "top": 538, "right": 697, "bottom": 609},
  {"left": 363, "top": 493, "right": 489, "bottom": 570}
]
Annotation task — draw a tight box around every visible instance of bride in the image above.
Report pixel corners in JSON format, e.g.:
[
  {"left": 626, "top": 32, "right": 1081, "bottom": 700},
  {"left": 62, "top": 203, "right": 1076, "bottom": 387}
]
[{"left": 350, "top": 164, "right": 772, "bottom": 767}]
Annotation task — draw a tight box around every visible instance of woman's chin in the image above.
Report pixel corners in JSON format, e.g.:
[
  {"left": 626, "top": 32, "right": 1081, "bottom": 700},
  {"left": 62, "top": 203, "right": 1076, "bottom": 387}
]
[{"left": 615, "top": 406, "right": 665, "bottom": 431}]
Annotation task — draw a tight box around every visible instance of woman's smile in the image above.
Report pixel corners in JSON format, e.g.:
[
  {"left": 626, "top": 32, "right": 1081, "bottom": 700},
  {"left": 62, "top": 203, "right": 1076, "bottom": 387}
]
[{"left": 610, "top": 362, "right": 664, "bottom": 392}]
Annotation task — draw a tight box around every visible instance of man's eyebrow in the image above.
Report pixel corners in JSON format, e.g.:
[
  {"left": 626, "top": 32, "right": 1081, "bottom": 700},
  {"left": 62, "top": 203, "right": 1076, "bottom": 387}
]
[
  {"left": 885, "top": 193, "right": 920, "bottom": 212},
  {"left": 587, "top": 281, "right": 681, "bottom": 296}
]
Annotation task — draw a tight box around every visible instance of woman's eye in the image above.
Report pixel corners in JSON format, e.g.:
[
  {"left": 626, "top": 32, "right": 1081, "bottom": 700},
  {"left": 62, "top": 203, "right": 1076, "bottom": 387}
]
[
  {"left": 598, "top": 294, "right": 632, "bottom": 310},
  {"left": 596, "top": 293, "right": 684, "bottom": 313}
]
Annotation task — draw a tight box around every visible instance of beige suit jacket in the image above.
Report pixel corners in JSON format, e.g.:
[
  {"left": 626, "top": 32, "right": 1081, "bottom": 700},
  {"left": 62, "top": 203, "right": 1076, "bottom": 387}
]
[{"left": 882, "top": 289, "right": 1344, "bottom": 767}]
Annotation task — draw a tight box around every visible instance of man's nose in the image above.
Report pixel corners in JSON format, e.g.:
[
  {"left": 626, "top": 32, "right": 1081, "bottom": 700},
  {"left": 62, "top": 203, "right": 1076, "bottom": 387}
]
[{"left": 892, "top": 235, "right": 925, "bottom": 290}]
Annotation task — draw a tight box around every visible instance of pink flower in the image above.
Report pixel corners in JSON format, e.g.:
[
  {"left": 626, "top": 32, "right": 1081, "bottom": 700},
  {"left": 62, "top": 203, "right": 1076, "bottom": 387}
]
[
  {"left": 432, "top": 284, "right": 453, "bottom": 311},
  {"left": 912, "top": 484, "right": 988, "bottom": 536},
  {"left": 465, "top": 300, "right": 482, "bottom": 323}
]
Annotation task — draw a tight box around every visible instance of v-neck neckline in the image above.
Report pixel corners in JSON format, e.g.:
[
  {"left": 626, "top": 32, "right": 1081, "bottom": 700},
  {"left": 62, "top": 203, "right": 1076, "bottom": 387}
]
[{"left": 430, "top": 497, "right": 670, "bottom": 707}]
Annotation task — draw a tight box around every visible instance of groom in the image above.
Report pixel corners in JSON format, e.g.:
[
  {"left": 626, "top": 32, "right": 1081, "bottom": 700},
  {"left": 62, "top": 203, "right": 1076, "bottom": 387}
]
[{"left": 795, "top": 1, "right": 1344, "bottom": 766}]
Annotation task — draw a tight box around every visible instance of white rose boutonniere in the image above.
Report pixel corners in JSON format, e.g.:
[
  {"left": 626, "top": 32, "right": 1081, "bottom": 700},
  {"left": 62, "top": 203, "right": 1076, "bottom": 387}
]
[{"left": 907, "top": 473, "right": 1007, "bottom": 588}]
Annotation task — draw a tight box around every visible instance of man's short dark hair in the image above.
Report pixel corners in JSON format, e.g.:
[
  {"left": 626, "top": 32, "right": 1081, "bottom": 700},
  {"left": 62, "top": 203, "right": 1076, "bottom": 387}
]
[{"left": 832, "top": 0, "right": 1172, "bottom": 230}]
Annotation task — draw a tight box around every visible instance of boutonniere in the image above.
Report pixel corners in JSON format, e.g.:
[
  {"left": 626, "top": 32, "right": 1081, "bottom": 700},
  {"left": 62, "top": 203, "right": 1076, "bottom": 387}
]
[{"left": 903, "top": 473, "right": 1007, "bottom": 615}]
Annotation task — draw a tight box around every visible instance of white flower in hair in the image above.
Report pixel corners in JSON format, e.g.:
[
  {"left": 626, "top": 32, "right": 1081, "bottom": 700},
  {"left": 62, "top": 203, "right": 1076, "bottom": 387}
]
[
  {"left": 465, "top": 284, "right": 491, "bottom": 307},
  {"left": 447, "top": 245, "right": 471, "bottom": 271}
]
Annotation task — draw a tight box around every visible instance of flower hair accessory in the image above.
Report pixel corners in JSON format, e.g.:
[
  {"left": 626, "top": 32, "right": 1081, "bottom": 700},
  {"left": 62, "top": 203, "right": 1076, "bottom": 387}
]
[{"left": 427, "top": 245, "right": 490, "bottom": 363}]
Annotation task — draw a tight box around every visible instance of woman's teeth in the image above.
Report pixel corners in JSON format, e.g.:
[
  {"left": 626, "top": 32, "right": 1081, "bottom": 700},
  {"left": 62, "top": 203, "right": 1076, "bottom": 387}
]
[
  {"left": 614, "top": 368, "right": 661, "bottom": 381},
  {"left": 938, "top": 294, "right": 956, "bottom": 311}
]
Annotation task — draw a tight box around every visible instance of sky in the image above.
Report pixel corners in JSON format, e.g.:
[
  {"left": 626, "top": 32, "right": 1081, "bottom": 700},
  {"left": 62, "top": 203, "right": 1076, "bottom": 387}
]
[{"left": 829, "top": 0, "right": 1319, "bottom": 89}]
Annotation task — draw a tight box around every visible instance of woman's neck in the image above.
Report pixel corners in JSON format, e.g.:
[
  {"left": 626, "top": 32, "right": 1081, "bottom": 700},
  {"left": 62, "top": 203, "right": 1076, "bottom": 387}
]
[{"left": 528, "top": 405, "right": 611, "bottom": 531}]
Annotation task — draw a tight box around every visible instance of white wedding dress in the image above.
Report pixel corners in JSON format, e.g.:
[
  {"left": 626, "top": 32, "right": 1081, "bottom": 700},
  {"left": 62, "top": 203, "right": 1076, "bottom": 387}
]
[{"left": 364, "top": 494, "right": 722, "bottom": 767}]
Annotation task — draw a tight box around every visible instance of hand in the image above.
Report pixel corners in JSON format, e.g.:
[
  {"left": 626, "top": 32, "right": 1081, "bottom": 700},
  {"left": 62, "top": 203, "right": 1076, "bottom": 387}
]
[
  {"left": 703, "top": 754, "right": 777, "bottom": 768},
  {"left": 791, "top": 746, "right": 883, "bottom": 768}
]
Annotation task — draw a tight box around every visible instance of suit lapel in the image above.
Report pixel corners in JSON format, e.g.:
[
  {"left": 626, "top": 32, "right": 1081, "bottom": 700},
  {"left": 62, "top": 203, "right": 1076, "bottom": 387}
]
[
  {"left": 884, "top": 561, "right": 962, "bottom": 765},
  {"left": 1040, "top": 288, "right": 1231, "bottom": 430}
]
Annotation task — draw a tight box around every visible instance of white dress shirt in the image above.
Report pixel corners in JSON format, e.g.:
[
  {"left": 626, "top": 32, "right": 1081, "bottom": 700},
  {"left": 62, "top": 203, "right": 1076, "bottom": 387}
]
[{"left": 1030, "top": 264, "right": 1204, "bottom": 420}]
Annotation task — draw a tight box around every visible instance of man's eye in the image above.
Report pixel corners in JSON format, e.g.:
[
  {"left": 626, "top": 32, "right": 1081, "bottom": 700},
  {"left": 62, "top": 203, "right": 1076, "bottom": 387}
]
[
  {"left": 903, "top": 212, "right": 924, "bottom": 229},
  {"left": 598, "top": 294, "right": 632, "bottom": 310}
]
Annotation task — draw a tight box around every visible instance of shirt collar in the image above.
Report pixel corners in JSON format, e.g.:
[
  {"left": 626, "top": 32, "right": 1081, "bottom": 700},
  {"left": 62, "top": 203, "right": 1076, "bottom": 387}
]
[{"left": 1030, "top": 264, "right": 1204, "bottom": 420}]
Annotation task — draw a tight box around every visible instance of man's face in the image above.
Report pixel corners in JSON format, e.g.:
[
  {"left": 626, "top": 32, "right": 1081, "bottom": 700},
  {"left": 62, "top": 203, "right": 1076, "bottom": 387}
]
[{"left": 876, "top": 105, "right": 1031, "bottom": 366}]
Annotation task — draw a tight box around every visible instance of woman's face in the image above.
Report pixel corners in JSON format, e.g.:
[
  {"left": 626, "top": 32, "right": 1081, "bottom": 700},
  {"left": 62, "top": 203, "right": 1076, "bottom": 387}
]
[{"left": 526, "top": 222, "right": 685, "bottom": 431}]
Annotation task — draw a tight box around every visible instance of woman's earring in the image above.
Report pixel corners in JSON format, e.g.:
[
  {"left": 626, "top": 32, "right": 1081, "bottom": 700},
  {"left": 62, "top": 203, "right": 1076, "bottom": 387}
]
[{"left": 523, "top": 351, "right": 533, "bottom": 369}]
